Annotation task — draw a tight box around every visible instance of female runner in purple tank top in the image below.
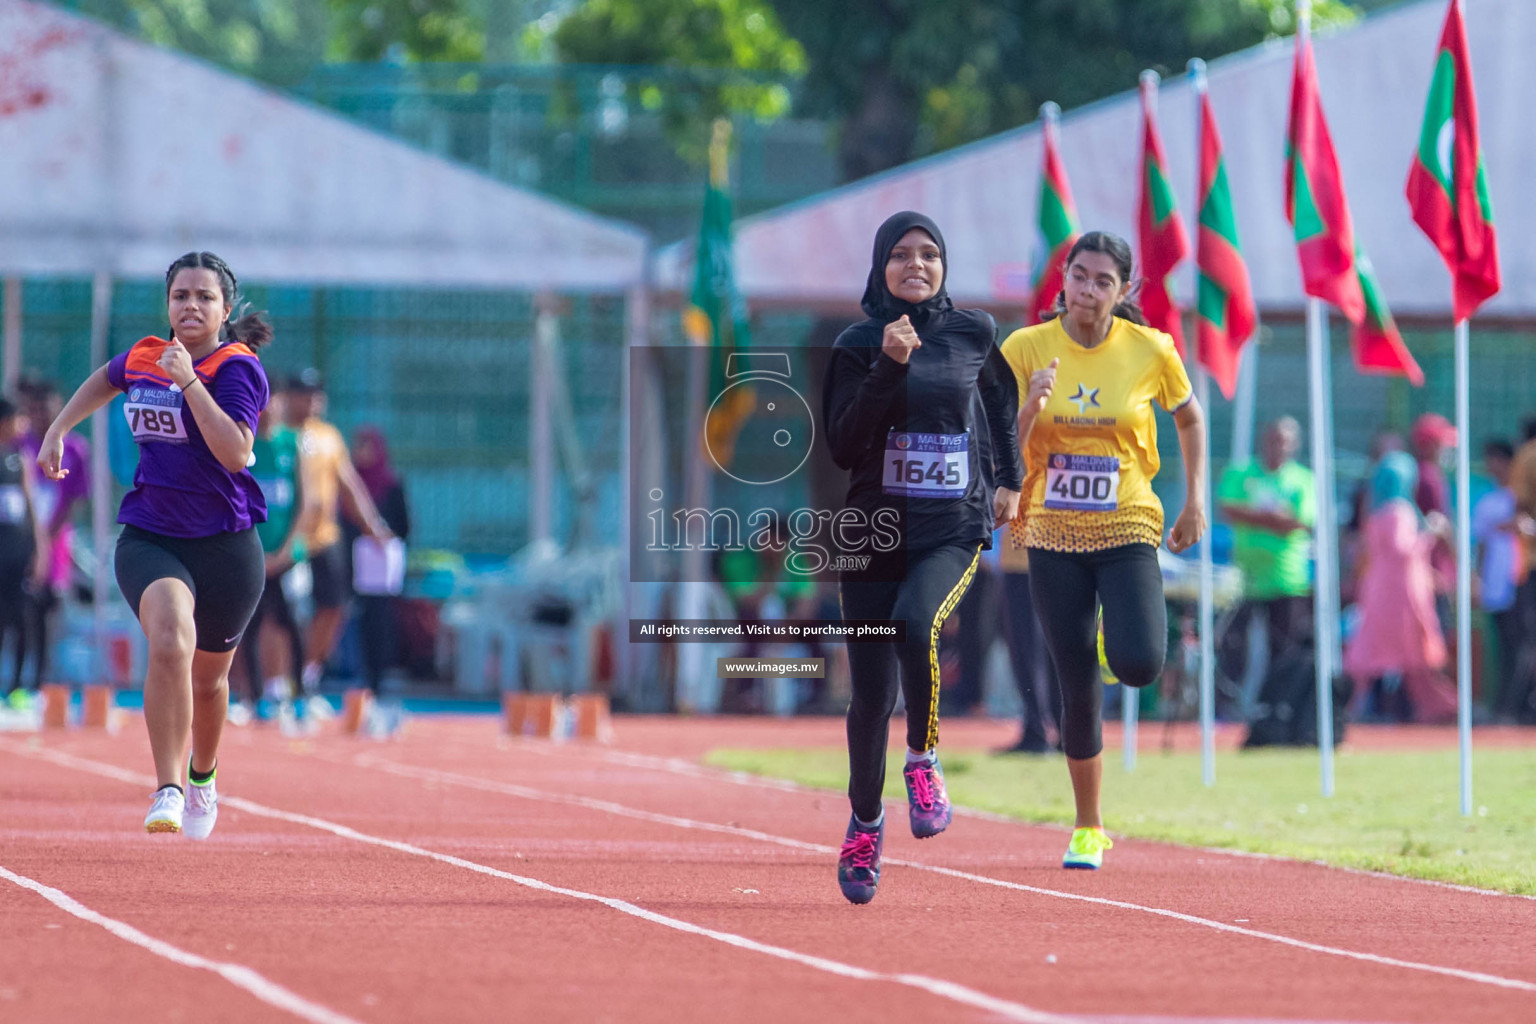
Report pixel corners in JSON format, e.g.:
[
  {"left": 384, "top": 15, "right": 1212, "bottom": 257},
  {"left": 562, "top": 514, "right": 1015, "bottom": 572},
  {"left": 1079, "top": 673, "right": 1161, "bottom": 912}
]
[{"left": 38, "top": 252, "right": 272, "bottom": 839}]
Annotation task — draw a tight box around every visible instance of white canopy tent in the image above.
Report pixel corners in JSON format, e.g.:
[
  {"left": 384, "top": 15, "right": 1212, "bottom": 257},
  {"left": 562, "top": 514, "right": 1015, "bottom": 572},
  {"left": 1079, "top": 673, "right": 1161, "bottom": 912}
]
[
  {"left": 655, "top": 0, "right": 1533, "bottom": 320},
  {"left": 0, "top": 0, "right": 648, "bottom": 291},
  {"left": 0, "top": 0, "right": 650, "bottom": 693}
]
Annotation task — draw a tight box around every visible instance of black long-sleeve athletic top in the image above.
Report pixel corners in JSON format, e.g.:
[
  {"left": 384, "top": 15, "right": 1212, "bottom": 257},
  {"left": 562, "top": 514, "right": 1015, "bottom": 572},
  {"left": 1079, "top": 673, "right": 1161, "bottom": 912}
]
[{"left": 822, "top": 307, "right": 1023, "bottom": 553}]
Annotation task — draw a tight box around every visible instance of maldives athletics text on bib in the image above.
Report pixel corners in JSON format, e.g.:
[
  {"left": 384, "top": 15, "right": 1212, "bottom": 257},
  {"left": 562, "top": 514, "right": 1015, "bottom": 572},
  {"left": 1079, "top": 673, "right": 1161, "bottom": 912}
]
[
  {"left": 882, "top": 430, "right": 970, "bottom": 498},
  {"left": 1044, "top": 453, "right": 1120, "bottom": 512},
  {"left": 124, "top": 384, "right": 189, "bottom": 443}
]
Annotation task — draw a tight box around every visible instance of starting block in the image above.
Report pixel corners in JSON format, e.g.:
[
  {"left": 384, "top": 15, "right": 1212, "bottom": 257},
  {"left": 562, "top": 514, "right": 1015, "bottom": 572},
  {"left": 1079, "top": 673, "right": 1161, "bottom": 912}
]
[
  {"left": 82, "top": 685, "right": 116, "bottom": 729},
  {"left": 501, "top": 692, "right": 611, "bottom": 742},
  {"left": 568, "top": 694, "right": 612, "bottom": 742},
  {"left": 41, "top": 684, "right": 70, "bottom": 729}
]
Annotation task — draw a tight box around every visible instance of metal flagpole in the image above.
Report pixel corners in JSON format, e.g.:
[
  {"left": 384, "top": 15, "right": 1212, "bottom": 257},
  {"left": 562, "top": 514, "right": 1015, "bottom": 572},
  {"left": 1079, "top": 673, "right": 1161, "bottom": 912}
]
[
  {"left": 1306, "top": 299, "right": 1336, "bottom": 796},
  {"left": 1454, "top": 318, "right": 1473, "bottom": 815},
  {"left": 1197, "top": 369, "right": 1217, "bottom": 785},
  {"left": 89, "top": 272, "right": 113, "bottom": 689},
  {"left": 1189, "top": 58, "right": 1216, "bottom": 786}
]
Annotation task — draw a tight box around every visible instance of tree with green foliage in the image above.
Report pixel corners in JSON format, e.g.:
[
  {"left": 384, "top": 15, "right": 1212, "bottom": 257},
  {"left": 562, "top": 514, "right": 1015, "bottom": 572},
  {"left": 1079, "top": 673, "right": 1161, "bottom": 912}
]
[
  {"left": 65, "top": 0, "right": 492, "bottom": 84},
  {"left": 766, "top": 0, "right": 1361, "bottom": 182},
  {"left": 549, "top": 0, "right": 805, "bottom": 163}
]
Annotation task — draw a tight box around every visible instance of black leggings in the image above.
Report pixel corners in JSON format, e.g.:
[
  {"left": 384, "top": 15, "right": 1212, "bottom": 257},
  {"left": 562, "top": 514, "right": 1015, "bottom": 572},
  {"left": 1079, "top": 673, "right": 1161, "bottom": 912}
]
[
  {"left": 236, "top": 571, "right": 304, "bottom": 702},
  {"left": 1028, "top": 544, "right": 1166, "bottom": 760},
  {"left": 840, "top": 543, "right": 980, "bottom": 822}
]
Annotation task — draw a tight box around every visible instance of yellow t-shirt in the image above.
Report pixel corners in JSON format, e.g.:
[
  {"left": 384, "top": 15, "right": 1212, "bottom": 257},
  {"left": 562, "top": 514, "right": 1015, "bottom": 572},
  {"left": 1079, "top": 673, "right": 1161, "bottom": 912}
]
[
  {"left": 299, "top": 419, "right": 348, "bottom": 551},
  {"left": 999, "top": 317, "right": 1192, "bottom": 553}
]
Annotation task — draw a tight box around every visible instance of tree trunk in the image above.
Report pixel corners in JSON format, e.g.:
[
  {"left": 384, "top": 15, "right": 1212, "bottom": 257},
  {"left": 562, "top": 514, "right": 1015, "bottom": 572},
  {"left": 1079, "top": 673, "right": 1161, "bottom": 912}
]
[{"left": 837, "top": 64, "right": 919, "bottom": 183}]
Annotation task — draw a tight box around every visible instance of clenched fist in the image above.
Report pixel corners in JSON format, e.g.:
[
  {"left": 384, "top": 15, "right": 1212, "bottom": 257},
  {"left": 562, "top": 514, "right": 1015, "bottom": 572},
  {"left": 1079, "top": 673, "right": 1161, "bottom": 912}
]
[
  {"left": 158, "top": 338, "right": 196, "bottom": 389},
  {"left": 881, "top": 315, "right": 921, "bottom": 365},
  {"left": 1024, "top": 358, "right": 1060, "bottom": 416}
]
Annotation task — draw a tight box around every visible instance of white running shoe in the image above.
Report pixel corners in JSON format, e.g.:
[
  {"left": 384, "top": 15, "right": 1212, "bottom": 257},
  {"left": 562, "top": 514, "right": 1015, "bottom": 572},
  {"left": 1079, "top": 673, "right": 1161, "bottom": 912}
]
[
  {"left": 226, "top": 702, "right": 253, "bottom": 727},
  {"left": 145, "top": 786, "right": 184, "bottom": 833},
  {"left": 305, "top": 694, "right": 336, "bottom": 721},
  {"left": 184, "top": 772, "right": 218, "bottom": 840},
  {"left": 263, "top": 676, "right": 292, "bottom": 703}
]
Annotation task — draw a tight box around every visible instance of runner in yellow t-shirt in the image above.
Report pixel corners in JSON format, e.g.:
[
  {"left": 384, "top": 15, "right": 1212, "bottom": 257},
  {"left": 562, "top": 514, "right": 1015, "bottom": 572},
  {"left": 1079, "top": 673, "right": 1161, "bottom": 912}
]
[
  {"left": 285, "top": 371, "right": 390, "bottom": 718},
  {"left": 1000, "top": 231, "right": 1208, "bottom": 870}
]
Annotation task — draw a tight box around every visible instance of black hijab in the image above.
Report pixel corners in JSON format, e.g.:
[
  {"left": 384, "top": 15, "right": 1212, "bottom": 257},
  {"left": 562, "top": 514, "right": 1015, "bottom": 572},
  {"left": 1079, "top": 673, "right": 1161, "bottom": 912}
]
[{"left": 860, "top": 210, "right": 955, "bottom": 327}]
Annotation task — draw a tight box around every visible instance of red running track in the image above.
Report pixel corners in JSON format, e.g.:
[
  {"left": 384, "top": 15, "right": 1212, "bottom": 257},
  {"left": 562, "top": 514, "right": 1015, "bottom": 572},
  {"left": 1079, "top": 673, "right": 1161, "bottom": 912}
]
[{"left": 1, "top": 715, "right": 1533, "bottom": 1024}]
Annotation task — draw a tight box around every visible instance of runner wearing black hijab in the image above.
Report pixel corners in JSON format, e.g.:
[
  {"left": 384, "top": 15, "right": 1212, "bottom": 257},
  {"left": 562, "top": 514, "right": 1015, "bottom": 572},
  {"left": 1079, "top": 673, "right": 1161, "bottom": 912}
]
[{"left": 823, "top": 211, "right": 1023, "bottom": 904}]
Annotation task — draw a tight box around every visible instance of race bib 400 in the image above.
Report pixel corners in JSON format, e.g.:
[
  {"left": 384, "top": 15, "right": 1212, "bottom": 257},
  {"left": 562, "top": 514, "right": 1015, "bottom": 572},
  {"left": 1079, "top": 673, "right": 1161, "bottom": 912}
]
[
  {"left": 1044, "top": 454, "right": 1120, "bottom": 511},
  {"left": 883, "top": 431, "right": 970, "bottom": 497},
  {"left": 124, "top": 386, "right": 188, "bottom": 443}
]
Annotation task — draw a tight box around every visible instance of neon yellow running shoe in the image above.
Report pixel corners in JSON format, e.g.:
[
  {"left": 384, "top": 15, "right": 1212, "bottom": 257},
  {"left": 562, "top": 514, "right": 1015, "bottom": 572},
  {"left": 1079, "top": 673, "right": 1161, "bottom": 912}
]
[{"left": 1063, "top": 826, "right": 1113, "bottom": 869}]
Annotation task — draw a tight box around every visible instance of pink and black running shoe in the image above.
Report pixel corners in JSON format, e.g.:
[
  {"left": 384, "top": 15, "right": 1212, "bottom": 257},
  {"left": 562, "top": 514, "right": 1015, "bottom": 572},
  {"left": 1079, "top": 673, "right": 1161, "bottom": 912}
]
[
  {"left": 903, "top": 757, "right": 952, "bottom": 838},
  {"left": 836, "top": 815, "right": 884, "bottom": 905}
]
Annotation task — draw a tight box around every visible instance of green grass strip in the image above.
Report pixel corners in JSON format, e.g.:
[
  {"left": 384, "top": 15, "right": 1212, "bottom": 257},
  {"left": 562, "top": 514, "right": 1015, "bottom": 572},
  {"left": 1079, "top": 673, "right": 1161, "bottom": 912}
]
[{"left": 704, "top": 745, "right": 1536, "bottom": 895}]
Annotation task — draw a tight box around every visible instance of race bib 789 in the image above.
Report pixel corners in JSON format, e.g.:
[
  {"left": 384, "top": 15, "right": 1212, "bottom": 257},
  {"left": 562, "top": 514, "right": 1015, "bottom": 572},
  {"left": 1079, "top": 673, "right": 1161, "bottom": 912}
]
[{"left": 124, "top": 385, "right": 189, "bottom": 443}]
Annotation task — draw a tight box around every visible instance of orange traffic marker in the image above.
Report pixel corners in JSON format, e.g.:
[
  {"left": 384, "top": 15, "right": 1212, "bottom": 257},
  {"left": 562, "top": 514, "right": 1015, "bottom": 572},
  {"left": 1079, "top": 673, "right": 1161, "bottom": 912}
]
[
  {"left": 82, "top": 685, "right": 114, "bottom": 729},
  {"left": 342, "top": 688, "right": 373, "bottom": 735},
  {"left": 41, "top": 684, "right": 70, "bottom": 729},
  {"left": 569, "top": 694, "right": 612, "bottom": 743}
]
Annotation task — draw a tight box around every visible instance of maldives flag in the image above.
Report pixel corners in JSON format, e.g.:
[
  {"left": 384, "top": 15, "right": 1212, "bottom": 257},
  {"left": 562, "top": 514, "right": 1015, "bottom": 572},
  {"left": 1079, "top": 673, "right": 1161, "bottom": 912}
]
[
  {"left": 1406, "top": 0, "right": 1500, "bottom": 321},
  {"left": 1195, "top": 90, "right": 1256, "bottom": 400},
  {"left": 1353, "top": 247, "right": 1423, "bottom": 385},
  {"left": 1286, "top": 23, "right": 1422, "bottom": 383},
  {"left": 1137, "top": 75, "right": 1190, "bottom": 353},
  {"left": 1029, "top": 110, "right": 1081, "bottom": 325}
]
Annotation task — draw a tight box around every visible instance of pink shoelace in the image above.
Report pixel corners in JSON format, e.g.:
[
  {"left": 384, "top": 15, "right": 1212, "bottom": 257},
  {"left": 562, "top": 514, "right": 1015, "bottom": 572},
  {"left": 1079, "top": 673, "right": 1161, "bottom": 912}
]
[
  {"left": 840, "top": 829, "right": 879, "bottom": 869},
  {"left": 906, "top": 762, "right": 941, "bottom": 810}
]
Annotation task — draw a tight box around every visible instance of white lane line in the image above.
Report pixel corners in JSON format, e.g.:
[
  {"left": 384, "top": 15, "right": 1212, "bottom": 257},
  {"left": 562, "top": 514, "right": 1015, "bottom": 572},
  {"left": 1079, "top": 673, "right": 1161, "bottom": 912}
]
[
  {"left": 0, "top": 742, "right": 1074, "bottom": 1024},
  {"left": 331, "top": 751, "right": 1536, "bottom": 996},
  {"left": 0, "top": 863, "right": 362, "bottom": 1024},
  {"left": 517, "top": 741, "right": 1536, "bottom": 902}
]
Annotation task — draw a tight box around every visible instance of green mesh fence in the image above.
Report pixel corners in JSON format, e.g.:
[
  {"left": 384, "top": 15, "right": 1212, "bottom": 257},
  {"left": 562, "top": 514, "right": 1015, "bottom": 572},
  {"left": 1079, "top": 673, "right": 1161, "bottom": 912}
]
[
  {"left": 8, "top": 279, "right": 627, "bottom": 557},
  {"left": 291, "top": 64, "right": 838, "bottom": 241}
]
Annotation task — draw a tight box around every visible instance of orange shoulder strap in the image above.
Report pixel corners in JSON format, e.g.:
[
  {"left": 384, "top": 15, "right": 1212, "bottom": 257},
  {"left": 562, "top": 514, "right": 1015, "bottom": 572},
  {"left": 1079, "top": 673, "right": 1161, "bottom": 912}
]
[
  {"left": 195, "top": 342, "right": 259, "bottom": 381},
  {"left": 123, "top": 337, "right": 171, "bottom": 376}
]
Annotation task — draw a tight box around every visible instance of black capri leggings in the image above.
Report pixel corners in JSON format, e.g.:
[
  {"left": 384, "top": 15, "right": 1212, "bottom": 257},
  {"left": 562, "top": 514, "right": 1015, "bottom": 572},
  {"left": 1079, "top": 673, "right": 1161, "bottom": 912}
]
[
  {"left": 840, "top": 542, "right": 980, "bottom": 822},
  {"left": 115, "top": 525, "right": 265, "bottom": 653},
  {"left": 1027, "top": 543, "right": 1166, "bottom": 760}
]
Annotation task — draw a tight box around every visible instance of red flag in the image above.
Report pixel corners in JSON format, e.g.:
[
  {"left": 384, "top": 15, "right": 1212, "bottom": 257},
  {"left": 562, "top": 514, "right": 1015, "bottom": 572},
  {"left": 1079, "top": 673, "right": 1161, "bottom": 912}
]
[
  {"left": 1285, "top": 25, "right": 1362, "bottom": 321},
  {"left": 1136, "top": 74, "right": 1190, "bottom": 353},
  {"left": 1028, "top": 107, "right": 1081, "bottom": 325},
  {"left": 1286, "top": 21, "right": 1422, "bottom": 383},
  {"left": 1195, "top": 88, "right": 1257, "bottom": 400},
  {"left": 1406, "top": 0, "right": 1500, "bottom": 321}
]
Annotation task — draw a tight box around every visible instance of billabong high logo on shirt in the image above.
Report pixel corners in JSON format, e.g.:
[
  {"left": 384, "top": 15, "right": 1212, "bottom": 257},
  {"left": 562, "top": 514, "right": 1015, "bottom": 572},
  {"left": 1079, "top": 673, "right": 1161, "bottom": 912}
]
[{"left": 1068, "top": 383, "right": 1101, "bottom": 417}]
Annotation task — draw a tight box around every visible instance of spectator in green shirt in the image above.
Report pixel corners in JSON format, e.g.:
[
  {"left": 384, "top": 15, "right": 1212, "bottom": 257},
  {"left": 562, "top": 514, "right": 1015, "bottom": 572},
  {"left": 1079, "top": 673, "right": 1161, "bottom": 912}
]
[{"left": 1218, "top": 417, "right": 1317, "bottom": 668}]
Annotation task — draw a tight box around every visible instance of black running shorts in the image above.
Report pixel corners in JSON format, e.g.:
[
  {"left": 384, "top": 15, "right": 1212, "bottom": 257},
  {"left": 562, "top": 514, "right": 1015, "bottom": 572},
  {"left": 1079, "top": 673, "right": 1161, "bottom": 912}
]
[
  {"left": 308, "top": 540, "right": 350, "bottom": 611},
  {"left": 115, "top": 525, "right": 265, "bottom": 653}
]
